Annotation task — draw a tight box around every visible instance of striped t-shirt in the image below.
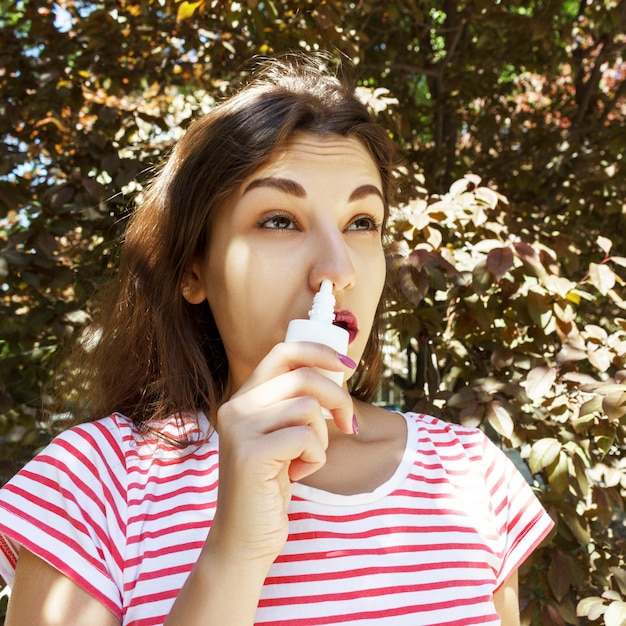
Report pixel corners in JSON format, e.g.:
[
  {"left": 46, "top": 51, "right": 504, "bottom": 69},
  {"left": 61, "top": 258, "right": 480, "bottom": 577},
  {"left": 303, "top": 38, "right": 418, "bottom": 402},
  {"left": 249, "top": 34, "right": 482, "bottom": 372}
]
[{"left": 0, "top": 411, "right": 553, "bottom": 625}]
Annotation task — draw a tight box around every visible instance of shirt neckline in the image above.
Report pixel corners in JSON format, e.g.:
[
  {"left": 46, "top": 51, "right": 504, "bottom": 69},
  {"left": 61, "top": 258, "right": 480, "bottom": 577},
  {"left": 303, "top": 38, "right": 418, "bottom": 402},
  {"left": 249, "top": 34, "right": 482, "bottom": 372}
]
[{"left": 291, "top": 412, "right": 416, "bottom": 506}]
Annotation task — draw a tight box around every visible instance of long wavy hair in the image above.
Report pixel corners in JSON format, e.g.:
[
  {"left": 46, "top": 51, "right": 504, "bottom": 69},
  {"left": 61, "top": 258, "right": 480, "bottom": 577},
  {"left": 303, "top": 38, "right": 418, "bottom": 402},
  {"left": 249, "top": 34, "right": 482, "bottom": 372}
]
[{"left": 57, "top": 54, "right": 397, "bottom": 434}]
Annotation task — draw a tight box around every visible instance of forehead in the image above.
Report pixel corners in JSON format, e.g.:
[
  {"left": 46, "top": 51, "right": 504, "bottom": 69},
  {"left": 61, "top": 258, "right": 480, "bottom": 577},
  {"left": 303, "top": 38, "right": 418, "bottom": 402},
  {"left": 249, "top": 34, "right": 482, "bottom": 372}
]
[{"left": 247, "top": 133, "right": 382, "bottom": 184}]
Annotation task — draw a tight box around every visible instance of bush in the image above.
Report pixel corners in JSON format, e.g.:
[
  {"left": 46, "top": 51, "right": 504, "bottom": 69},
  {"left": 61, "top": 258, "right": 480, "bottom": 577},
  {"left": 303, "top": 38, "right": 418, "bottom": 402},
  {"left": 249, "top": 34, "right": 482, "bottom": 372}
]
[{"left": 385, "top": 174, "right": 626, "bottom": 625}]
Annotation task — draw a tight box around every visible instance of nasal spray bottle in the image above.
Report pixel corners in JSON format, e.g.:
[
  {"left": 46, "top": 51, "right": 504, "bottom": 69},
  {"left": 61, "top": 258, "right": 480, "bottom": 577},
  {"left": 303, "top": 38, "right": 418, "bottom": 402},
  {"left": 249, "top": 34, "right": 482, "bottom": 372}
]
[{"left": 285, "top": 279, "right": 349, "bottom": 418}]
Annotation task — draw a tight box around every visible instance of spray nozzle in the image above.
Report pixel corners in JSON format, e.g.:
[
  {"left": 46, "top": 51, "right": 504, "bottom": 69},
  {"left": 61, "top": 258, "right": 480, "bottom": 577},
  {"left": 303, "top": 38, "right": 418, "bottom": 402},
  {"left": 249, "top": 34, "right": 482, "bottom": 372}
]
[{"left": 308, "top": 279, "right": 336, "bottom": 325}]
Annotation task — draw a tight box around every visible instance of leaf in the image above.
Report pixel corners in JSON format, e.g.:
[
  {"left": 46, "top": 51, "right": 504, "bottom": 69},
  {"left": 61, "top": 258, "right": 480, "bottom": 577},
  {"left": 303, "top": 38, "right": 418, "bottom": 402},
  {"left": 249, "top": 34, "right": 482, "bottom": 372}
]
[
  {"left": 589, "top": 602, "right": 609, "bottom": 621},
  {"left": 526, "top": 290, "right": 553, "bottom": 330},
  {"left": 597, "top": 235, "right": 613, "bottom": 254},
  {"left": 82, "top": 178, "right": 107, "bottom": 201},
  {"left": 514, "top": 241, "right": 545, "bottom": 278},
  {"left": 562, "top": 506, "right": 591, "bottom": 545},
  {"left": 556, "top": 343, "right": 587, "bottom": 365},
  {"left": 529, "top": 438, "right": 562, "bottom": 474},
  {"left": 546, "top": 451, "right": 569, "bottom": 494},
  {"left": 459, "top": 400, "right": 484, "bottom": 428},
  {"left": 605, "top": 601, "right": 626, "bottom": 626},
  {"left": 589, "top": 262, "right": 616, "bottom": 295},
  {"left": 611, "top": 568, "right": 626, "bottom": 596},
  {"left": 475, "top": 186, "right": 500, "bottom": 209},
  {"left": 542, "top": 603, "right": 566, "bottom": 626},
  {"left": 548, "top": 550, "right": 571, "bottom": 602},
  {"left": 525, "top": 366, "right": 557, "bottom": 402},
  {"left": 543, "top": 274, "right": 577, "bottom": 299},
  {"left": 588, "top": 347, "right": 613, "bottom": 372},
  {"left": 605, "top": 591, "right": 623, "bottom": 602},
  {"left": 486, "top": 246, "right": 514, "bottom": 280},
  {"left": 603, "top": 391, "right": 626, "bottom": 421},
  {"left": 486, "top": 400, "right": 514, "bottom": 438},
  {"left": 398, "top": 264, "right": 429, "bottom": 305},
  {"left": 176, "top": 0, "right": 202, "bottom": 20},
  {"left": 571, "top": 452, "right": 589, "bottom": 497},
  {"left": 594, "top": 421, "right": 616, "bottom": 457},
  {"left": 447, "top": 388, "right": 476, "bottom": 408},
  {"left": 472, "top": 258, "right": 493, "bottom": 294},
  {"left": 50, "top": 185, "right": 74, "bottom": 209},
  {"left": 577, "top": 596, "right": 607, "bottom": 619},
  {"left": 449, "top": 177, "right": 471, "bottom": 196}
]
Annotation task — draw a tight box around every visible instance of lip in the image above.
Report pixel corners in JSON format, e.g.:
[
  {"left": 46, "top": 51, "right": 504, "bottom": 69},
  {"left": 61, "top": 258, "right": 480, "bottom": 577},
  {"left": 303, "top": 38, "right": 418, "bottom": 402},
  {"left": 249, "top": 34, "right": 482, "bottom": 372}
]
[{"left": 333, "top": 310, "right": 359, "bottom": 344}]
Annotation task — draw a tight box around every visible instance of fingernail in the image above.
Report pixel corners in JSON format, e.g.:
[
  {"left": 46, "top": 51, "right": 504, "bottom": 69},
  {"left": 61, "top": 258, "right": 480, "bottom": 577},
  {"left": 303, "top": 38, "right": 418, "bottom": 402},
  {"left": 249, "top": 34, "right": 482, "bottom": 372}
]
[
  {"left": 352, "top": 414, "right": 359, "bottom": 436},
  {"left": 337, "top": 353, "right": 357, "bottom": 369}
]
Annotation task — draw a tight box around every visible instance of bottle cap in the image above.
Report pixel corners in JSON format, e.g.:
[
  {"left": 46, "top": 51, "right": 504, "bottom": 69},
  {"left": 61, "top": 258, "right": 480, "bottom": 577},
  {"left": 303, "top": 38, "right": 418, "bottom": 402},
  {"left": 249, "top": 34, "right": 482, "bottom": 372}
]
[{"left": 308, "top": 279, "right": 335, "bottom": 324}]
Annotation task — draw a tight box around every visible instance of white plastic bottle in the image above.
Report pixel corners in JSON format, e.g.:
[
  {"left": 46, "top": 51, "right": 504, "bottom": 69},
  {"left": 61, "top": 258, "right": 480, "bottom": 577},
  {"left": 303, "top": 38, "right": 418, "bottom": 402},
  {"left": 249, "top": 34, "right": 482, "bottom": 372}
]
[{"left": 285, "top": 280, "right": 349, "bottom": 416}]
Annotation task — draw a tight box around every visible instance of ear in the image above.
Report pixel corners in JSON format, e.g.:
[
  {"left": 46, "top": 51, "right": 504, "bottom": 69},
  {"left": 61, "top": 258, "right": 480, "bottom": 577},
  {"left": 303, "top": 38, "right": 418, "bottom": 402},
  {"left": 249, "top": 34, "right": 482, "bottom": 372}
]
[{"left": 181, "top": 262, "right": 207, "bottom": 304}]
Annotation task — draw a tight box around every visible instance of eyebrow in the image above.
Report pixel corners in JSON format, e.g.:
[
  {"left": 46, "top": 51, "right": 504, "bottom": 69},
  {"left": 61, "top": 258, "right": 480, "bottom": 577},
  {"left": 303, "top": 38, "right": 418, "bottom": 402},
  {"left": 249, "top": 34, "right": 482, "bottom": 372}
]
[
  {"left": 243, "top": 177, "right": 384, "bottom": 203},
  {"left": 244, "top": 177, "right": 306, "bottom": 197}
]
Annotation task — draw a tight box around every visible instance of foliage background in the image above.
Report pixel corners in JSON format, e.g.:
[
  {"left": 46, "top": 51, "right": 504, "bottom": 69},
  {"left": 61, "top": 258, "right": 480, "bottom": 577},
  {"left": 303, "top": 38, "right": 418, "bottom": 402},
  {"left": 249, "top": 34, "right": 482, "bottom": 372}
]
[{"left": 0, "top": 0, "right": 624, "bottom": 624}]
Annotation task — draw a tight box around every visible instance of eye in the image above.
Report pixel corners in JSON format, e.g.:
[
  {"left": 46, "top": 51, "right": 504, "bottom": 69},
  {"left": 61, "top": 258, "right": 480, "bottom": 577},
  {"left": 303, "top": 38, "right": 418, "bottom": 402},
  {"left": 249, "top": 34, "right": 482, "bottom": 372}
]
[
  {"left": 258, "top": 212, "right": 298, "bottom": 230},
  {"left": 346, "top": 214, "right": 382, "bottom": 232}
]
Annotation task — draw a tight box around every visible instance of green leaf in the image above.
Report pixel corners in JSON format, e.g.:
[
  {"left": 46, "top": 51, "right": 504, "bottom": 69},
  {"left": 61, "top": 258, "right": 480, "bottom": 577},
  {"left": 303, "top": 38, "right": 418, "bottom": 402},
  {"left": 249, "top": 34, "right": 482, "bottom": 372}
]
[
  {"left": 594, "top": 421, "right": 616, "bottom": 457},
  {"left": 529, "top": 438, "right": 561, "bottom": 474},
  {"left": 546, "top": 451, "right": 569, "bottom": 494}
]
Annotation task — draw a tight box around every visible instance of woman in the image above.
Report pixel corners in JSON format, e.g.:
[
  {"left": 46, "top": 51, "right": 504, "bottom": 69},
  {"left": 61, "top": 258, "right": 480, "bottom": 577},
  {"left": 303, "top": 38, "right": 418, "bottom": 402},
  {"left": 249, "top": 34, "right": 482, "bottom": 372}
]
[{"left": 0, "top": 55, "right": 553, "bottom": 625}]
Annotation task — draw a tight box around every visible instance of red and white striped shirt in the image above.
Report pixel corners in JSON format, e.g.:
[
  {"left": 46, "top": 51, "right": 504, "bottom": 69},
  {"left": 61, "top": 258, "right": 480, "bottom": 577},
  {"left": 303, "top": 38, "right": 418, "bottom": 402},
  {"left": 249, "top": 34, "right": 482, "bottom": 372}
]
[{"left": 0, "top": 411, "right": 553, "bottom": 625}]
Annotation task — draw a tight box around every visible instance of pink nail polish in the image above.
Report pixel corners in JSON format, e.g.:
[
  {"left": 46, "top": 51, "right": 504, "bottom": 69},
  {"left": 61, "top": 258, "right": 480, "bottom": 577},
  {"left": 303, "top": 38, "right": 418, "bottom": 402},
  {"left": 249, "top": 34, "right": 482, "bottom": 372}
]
[
  {"left": 337, "top": 353, "right": 357, "bottom": 369},
  {"left": 352, "top": 414, "right": 359, "bottom": 436}
]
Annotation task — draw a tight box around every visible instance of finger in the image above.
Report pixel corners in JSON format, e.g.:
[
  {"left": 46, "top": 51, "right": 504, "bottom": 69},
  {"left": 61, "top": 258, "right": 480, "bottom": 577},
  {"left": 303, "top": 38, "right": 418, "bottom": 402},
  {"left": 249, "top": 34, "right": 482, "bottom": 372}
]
[
  {"left": 259, "top": 425, "right": 327, "bottom": 482},
  {"left": 230, "top": 367, "right": 354, "bottom": 434},
  {"left": 224, "top": 394, "right": 330, "bottom": 450},
  {"left": 236, "top": 341, "right": 355, "bottom": 395}
]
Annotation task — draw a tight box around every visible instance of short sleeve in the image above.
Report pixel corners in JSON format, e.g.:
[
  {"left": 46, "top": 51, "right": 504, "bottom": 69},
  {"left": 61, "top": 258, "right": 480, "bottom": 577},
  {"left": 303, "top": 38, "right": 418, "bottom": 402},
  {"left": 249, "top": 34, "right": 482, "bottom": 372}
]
[
  {"left": 479, "top": 436, "right": 554, "bottom": 588},
  {"left": 0, "top": 418, "right": 129, "bottom": 619}
]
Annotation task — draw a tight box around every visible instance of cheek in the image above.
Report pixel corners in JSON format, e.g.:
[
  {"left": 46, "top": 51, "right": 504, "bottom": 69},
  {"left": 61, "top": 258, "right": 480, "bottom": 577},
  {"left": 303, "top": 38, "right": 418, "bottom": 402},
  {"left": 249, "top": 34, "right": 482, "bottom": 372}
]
[
  {"left": 367, "top": 247, "right": 387, "bottom": 302},
  {"left": 206, "top": 240, "right": 292, "bottom": 343}
]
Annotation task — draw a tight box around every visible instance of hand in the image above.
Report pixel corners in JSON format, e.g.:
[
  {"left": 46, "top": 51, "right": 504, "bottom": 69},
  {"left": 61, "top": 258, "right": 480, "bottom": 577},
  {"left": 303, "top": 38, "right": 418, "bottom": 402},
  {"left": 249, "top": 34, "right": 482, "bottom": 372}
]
[{"left": 207, "top": 341, "right": 355, "bottom": 567}]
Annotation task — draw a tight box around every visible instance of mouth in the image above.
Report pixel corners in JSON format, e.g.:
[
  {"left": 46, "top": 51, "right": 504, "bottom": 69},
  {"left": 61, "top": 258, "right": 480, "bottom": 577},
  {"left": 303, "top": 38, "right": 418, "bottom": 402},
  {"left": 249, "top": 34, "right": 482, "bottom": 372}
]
[{"left": 333, "top": 310, "right": 359, "bottom": 344}]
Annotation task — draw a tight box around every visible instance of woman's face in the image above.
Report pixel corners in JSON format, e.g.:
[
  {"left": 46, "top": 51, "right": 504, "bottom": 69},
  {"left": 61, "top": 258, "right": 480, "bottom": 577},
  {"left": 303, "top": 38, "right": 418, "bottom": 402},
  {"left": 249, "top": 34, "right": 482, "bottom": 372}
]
[{"left": 186, "top": 133, "right": 387, "bottom": 393}]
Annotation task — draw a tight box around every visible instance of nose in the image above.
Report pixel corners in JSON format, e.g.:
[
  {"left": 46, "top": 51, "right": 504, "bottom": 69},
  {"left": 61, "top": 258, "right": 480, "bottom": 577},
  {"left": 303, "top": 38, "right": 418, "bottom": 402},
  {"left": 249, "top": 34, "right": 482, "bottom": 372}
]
[{"left": 309, "top": 227, "right": 356, "bottom": 293}]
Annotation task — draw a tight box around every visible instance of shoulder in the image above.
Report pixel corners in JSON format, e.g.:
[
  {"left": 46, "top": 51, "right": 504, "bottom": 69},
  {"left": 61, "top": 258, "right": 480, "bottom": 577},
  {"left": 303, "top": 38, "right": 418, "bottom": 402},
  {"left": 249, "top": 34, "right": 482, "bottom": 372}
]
[
  {"left": 403, "top": 411, "right": 490, "bottom": 450},
  {"left": 47, "top": 411, "right": 213, "bottom": 465},
  {"left": 400, "top": 411, "right": 512, "bottom": 481},
  {"left": 60, "top": 411, "right": 135, "bottom": 445},
  {"left": 45, "top": 412, "right": 138, "bottom": 472}
]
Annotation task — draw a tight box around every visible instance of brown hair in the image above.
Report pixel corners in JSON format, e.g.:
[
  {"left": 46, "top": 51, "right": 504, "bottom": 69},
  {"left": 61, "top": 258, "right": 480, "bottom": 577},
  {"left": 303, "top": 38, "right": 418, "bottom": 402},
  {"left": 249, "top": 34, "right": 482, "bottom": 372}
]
[{"left": 58, "top": 54, "right": 397, "bottom": 432}]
